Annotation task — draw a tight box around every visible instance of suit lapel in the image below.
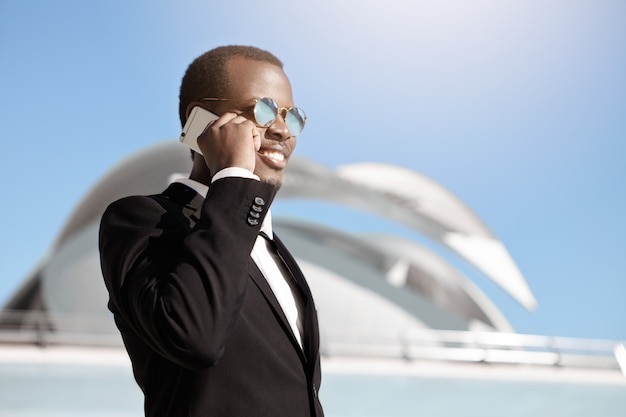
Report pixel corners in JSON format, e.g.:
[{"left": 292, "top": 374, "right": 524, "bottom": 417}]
[
  {"left": 248, "top": 260, "right": 308, "bottom": 363},
  {"left": 273, "top": 235, "right": 320, "bottom": 369}
]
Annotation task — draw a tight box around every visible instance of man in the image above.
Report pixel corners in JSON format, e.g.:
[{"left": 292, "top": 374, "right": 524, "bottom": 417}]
[{"left": 99, "top": 45, "right": 324, "bottom": 417}]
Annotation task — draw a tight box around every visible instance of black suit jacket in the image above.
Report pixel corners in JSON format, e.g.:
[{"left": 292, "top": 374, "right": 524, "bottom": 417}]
[{"left": 99, "top": 177, "right": 324, "bottom": 417}]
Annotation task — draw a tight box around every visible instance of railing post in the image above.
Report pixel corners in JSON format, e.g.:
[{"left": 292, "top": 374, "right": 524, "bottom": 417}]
[{"left": 35, "top": 310, "right": 47, "bottom": 347}]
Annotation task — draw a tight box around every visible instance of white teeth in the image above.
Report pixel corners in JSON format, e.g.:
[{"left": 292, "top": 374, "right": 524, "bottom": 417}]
[{"left": 260, "top": 151, "right": 285, "bottom": 162}]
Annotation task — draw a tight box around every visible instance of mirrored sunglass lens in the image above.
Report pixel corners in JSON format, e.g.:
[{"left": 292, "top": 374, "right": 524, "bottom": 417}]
[
  {"left": 254, "top": 98, "right": 278, "bottom": 126},
  {"left": 285, "top": 108, "right": 306, "bottom": 135}
]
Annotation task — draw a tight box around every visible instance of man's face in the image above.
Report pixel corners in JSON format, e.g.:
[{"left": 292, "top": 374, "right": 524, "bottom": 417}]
[{"left": 218, "top": 57, "right": 298, "bottom": 187}]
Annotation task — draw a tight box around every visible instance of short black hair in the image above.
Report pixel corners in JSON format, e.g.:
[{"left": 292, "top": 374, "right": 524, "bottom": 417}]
[{"left": 178, "top": 45, "right": 283, "bottom": 127}]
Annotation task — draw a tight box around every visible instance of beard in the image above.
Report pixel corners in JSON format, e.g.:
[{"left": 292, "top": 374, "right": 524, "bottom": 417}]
[{"left": 260, "top": 177, "right": 282, "bottom": 190}]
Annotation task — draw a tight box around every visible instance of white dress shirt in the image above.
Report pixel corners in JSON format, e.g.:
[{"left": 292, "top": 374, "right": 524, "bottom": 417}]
[{"left": 173, "top": 171, "right": 305, "bottom": 348}]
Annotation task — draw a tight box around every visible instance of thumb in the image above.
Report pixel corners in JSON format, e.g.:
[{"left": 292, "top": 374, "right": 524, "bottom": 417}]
[{"left": 252, "top": 127, "right": 261, "bottom": 152}]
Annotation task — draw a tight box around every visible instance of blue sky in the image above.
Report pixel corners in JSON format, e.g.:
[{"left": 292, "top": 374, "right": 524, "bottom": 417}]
[{"left": 1, "top": 0, "right": 624, "bottom": 341}]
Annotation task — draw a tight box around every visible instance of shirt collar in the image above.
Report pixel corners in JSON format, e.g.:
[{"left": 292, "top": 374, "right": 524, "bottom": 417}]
[
  {"left": 173, "top": 177, "right": 273, "bottom": 239},
  {"left": 174, "top": 177, "right": 208, "bottom": 197}
]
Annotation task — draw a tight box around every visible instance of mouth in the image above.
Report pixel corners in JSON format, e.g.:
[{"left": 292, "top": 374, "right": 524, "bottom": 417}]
[{"left": 257, "top": 149, "right": 288, "bottom": 169}]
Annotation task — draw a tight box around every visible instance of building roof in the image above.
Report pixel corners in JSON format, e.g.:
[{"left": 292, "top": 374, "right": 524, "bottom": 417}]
[{"left": 2, "top": 140, "right": 533, "bottom": 338}]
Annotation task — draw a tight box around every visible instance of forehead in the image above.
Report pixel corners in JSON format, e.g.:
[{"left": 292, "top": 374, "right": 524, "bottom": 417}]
[{"left": 224, "top": 56, "right": 294, "bottom": 107}]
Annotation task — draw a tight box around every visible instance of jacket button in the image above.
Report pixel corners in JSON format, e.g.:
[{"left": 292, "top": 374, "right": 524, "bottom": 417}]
[
  {"left": 255, "top": 196, "right": 265, "bottom": 205},
  {"left": 251, "top": 205, "right": 263, "bottom": 212},
  {"left": 247, "top": 217, "right": 259, "bottom": 226}
]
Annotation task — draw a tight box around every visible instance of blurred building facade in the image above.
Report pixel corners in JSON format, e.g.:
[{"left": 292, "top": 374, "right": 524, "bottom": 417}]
[{"left": 1, "top": 141, "right": 624, "bottom": 416}]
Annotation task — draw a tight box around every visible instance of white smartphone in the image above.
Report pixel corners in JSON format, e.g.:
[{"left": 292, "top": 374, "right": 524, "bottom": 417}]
[{"left": 179, "top": 106, "right": 219, "bottom": 155}]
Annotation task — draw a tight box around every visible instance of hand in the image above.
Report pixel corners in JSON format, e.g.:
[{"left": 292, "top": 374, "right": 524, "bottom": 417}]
[{"left": 196, "top": 112, "right": 261, "bottom": 175}]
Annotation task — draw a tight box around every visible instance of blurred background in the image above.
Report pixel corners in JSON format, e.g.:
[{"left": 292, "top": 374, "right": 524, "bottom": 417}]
[
  {"left": 2, "top": 0, "right": 625, "bottom": 341},
  {"left": 1, "top": 1, "right": 625, "bottom": 416}
]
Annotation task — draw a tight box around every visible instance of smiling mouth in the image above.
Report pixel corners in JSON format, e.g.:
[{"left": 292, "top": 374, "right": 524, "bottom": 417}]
[{"left": 258, "top": 150, "right": 286, "bottom": 165}]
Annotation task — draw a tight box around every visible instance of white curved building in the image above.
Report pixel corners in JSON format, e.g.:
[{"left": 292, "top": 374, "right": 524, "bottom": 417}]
[
  {"left": 2, "top": 140, "right": 531, "bottom": 337},
  {"left": 1, "top": 141, "right": 624, "bottom": 417}
]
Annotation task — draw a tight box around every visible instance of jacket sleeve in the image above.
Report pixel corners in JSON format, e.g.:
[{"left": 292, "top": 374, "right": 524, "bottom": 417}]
[{"left": 99, "top": 177, "right": 276, "bottom": 369}]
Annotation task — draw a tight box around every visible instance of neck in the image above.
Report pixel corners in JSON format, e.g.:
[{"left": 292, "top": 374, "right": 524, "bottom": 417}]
[{"left": 189, "top": 156, "right": 212, "bottom": 186}]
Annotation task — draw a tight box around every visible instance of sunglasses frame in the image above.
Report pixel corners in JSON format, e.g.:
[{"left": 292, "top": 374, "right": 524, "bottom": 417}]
[{"left": 199, "top": 97, "right": 306, "bottom": 136}]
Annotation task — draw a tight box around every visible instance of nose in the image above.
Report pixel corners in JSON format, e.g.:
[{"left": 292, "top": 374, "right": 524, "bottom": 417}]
[{"left": 264, "top": 115, "right": 292, "bottom": 142}]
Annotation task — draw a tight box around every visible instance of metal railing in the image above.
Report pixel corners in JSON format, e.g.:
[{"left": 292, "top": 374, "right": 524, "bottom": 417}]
[
  {"left": 0, "top": 309, "right": 123, "bottom": 347},
  {"left": 321, "top": 327, "right": 625, "bottom": 373},
  {"left": 1, "top": 309, "right": 624, "bottom": 375}
]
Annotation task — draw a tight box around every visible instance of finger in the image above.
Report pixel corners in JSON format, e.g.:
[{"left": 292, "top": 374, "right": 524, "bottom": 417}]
[
  {"left": 252, "top": 127, "right": 261, "bottom": 152},
  {"left": 229, "top": 113, "right": 254, "bottom": 126},
  {"left": 210, "top": 112, "right": 239, "bottom": 128},
  {"left": 201, "top": 118, "right": 217, "bottom": 135}
]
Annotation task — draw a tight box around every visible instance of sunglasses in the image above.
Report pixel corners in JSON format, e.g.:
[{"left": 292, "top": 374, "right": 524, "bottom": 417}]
[{"left": 200, "top": 97, "right": 307, "bottom": 136}]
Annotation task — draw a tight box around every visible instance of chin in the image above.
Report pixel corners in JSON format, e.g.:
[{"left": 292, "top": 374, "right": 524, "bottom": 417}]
[
  {"left": 256, "top": 166, "right": 284, "bottom": 189},
  {"left": 260, "top": 176, "right": 283, "bottom": 189}
]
